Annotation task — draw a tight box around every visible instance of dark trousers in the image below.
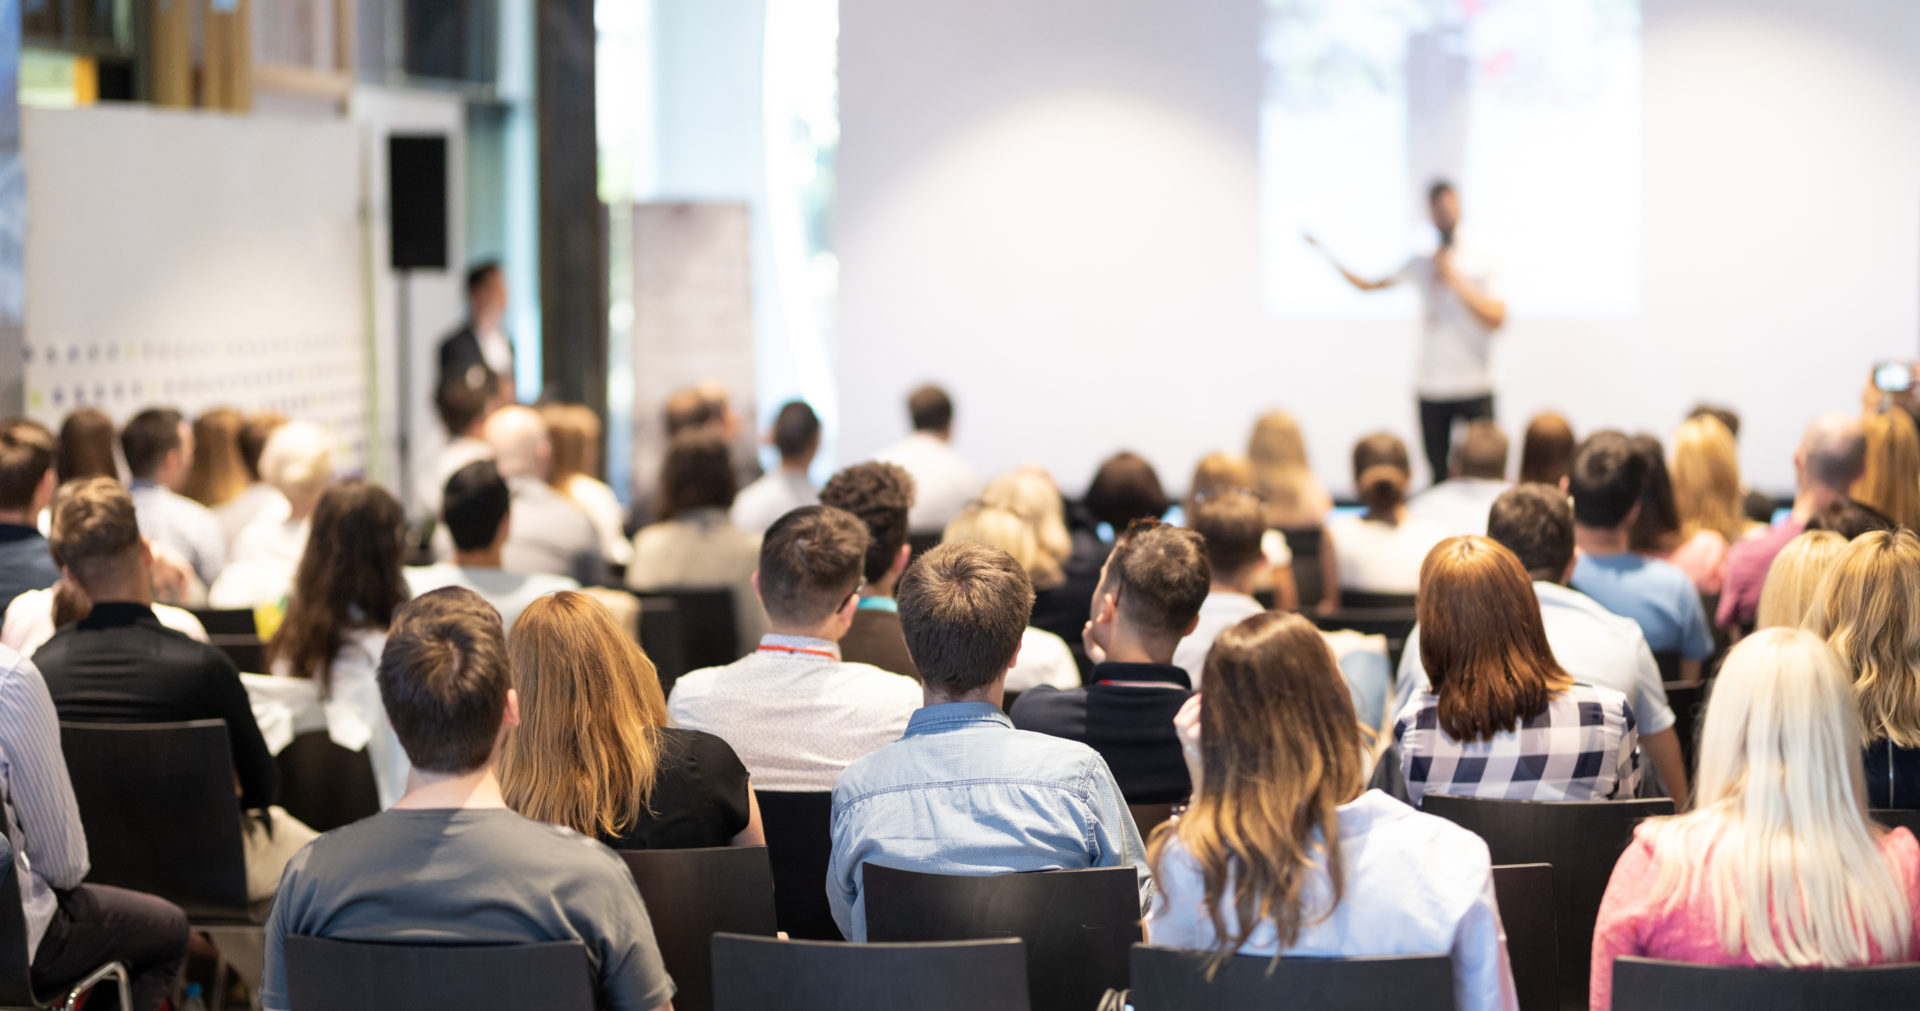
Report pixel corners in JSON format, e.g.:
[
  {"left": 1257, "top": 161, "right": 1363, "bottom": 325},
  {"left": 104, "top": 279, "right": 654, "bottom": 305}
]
[
  {"left": 32, "top": 884, "right": 189, "bottom": 1011},
  {"left": 1418, "top": 394, "right": 1495, "bottom": 485}
]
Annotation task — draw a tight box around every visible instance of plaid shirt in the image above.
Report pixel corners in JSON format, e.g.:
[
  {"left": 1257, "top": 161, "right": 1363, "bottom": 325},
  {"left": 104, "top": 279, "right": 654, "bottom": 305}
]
[{"left": 1393, "top": 682, "right": 1639, "bottom": 808}]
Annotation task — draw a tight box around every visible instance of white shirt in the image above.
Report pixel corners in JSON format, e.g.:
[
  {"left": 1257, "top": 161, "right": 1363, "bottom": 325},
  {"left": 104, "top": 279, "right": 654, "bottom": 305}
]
[
  {"left": 1394, "top": 237, "right": 1503, "bottom": 399},
  {"left": 215, "top": 483, "right": 287, "bottom": 551},
  {"left": 562, "top": 474, "right": 634, "bottom": 567},
  {"left": 404, "top": 563, "right": 579, "bottom": 634},
  {"left": 1394, "top": 580, "right": 1676, "bottom": 735},
  {"left": 1326, "top": 514, "right": 1449, "bottom": 596},
  {"left": 730, "top": 469, "right": 819, "bottom": 533},
  {"left": 1172, "top": 592, "right": 1265, "bottom": 687},
  {"left": 1006, "top": 626, "right": 1081, "bottom": 693},
  {"left": 478, "top": 324, "right": 514, "bottom": 378},
  {"left": 875, "top": 433, "right": 981, "bottom": 534},
  {"left": 1148, "top": 790, "right": 1517, "bottom": 1011},
  {"left": 1406, "top": 478, "right": 1511, "bottom": 538},
  {"left": 246, "top": 627, "right": 410, "bottom": 810},
  {"left": 415, "top": 435, "right": 494, "bottom": 522},
  {"left": 129, "top": 480, "right": 227, "bottom": 586},
  {"left": 0, "top": 589, "right": 208, "bottom": 657},
  {"left": 207, "top": 513, "right": 310, "bottom": 610},
  {"left": 628, "top": 508, "right": 768, "bottom": 656},
  {"left": 668, "top": 634, "right": 923, "bottom": 792}
]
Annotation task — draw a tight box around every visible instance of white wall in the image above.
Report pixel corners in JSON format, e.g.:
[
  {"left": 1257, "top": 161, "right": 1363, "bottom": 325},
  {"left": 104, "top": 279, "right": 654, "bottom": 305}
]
[{"left": 836, "top": 0, "right": 1920, "bottom": 496}]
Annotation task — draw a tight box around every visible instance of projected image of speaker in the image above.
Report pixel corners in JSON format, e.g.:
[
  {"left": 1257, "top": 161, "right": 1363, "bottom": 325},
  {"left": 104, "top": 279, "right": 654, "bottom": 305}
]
[{"left": 388, "top": 134, "right": 448, "bottom": 271}]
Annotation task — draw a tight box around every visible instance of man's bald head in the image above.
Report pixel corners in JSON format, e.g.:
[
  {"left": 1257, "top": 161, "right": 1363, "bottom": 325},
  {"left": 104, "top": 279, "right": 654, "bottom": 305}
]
[
  {"left": 1799, "top": 412, "right": 1866, "bottom": 492},
  {"left": 484, "top": 405, "right": 550, "bottom": 480}
]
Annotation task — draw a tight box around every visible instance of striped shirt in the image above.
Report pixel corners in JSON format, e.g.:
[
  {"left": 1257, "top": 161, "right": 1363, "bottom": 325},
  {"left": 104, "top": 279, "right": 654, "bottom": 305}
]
[
  {"left": 0, "top": 646, "right": 90, "bottom": 958},
  {"left": 1393, "top": 682, "right": 1639, "bottom": 808}
]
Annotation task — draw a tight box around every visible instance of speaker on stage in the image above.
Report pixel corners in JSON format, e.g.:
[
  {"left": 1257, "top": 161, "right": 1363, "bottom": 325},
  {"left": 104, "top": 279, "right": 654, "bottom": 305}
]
[{"left": 388, "top": 135, "right": 448, "bottom": 271}]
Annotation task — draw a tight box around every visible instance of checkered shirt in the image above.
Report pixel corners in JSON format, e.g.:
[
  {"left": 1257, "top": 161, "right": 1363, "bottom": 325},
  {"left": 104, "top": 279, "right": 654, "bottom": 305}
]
[{"left": 1393, "top": 681, "right": 1639, "bottom": 808}]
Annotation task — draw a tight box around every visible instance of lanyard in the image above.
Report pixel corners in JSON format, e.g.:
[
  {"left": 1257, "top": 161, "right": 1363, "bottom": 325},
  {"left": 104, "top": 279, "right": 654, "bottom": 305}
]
[{"left": 758, "top": 644, "right": 838, "bottom": 661}]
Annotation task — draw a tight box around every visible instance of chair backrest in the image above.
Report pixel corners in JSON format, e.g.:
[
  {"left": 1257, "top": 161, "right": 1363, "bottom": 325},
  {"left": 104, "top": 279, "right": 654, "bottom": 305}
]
[
  {"left": 1871, "top": 808, "right": 1920, "bottom": 835},
  {"left": 284, "top": 936, "right": 595, "bottom": 1010},
  {"left": 1310, "top": 608, "right": 1419, "bottom": 671},
  {"left": 1661, "top": 680, "right": 1710, "bottom": 778},
  {"left": 863, "top": 864, "right": 1141, "bottom": 1011},
  {"left": 274, "top": 730, "right": 381, "bottom": 833},
  {"left": 1336, "top": 590, "right": 1417, "bottom": 611},
  {"left": 58, "top": 720, "right": 250, "bottom": 920},
  {"left": 753, "top": 791, "right": 841, "bottom": 940},
  {"left": 711, "top": 933, "right": 1029, "bottom": 1011},
  {"left": 1128, "top": 803, "right": 1178, "bottom": 840},
  {"left": 635, "top": 594, "right": 691, "bottom": 691},
  {"left": 1279, "top": 525, "right": 1327, "bottom": 611},
  {"left": 635, "top": 589, "right": 737, "bottom": 688},
  {"left": 1127, "top": 944, "right": 1455, "bottom": 1011},
  {"left": 189, "top": 608, "right": 266, "bottom": 673},
  {"left": 1421, "top": 795, "right": 1673, "bottom": 1010},
  {"left": 188, "top": 608, "right": 257, "bottom": 637},
  {"left": 905, "top": 532, "right": 943, "bottom": 564},
  {"left": 1491, "top": 863, "right": 1557, "bottom": 1011},
  {"left": 1609, "top": 956, "right": 1920, "bottom": 1010},
  {"left": 0, "top": 834, "right": 40, "bottom": 1007},
  {"left": 619, "top": 846, "right": 778, "bottom": 1011},
  {"left": 1651, "top": 651, "right": 1682, "bottom": 683}
]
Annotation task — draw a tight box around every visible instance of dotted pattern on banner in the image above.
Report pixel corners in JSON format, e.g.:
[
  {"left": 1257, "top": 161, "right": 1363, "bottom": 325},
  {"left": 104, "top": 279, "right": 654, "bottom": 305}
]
[{"left": 20, "top": 333, "right": 370, "bottom": 473}]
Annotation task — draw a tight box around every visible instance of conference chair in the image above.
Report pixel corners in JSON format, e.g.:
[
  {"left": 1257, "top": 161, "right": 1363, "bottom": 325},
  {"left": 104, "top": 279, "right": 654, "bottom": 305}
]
[
  {"left": 633, "top": 589, "right": 738, "bottom": 691},
  {"left": 274, "top": 730, "right": 381, "bottom": 833},
  {"left": 1608, "top": 956, "right": 1920, "bottom": 1010},
  {"left": 0, "top": 835, "right": 131, "bottom": 1011},
  {"left": 1310, "top": 608, "right": 1419, "bottom": 672},
  {"left": 1280, "top": 525, "right": 1329, "bottom": 611},
  {"left": 863, "top": 864, "right": 1141, "bottom": 1011},
  {"left": 1128, "top": 803, "right": 1178, "bottom": 840},
  {"left": 284, "top": 936, "right": 594, "bottom": 1010},
  {"left": 905, "top": 532, "right": 943, "bottom": 564},
  {"left": 1651, "top": 651, "right": 1682, "bottom": 684},
  {"left": 754, "top": 792, "right": 842, "bottom": 940},
  {"left": 189, "top": 608, "right": 267, "bottom": 674},
  {"left": 1337, "top": 590, "right": 1416, "bottom": 611},
  {"left": 1420, "top": 795, "right": 1674, "bottom": 1011},
  {"left": 1491, "top": 863, "right": 1558, "bottom": 1011},
  {"left": 1660, "top": 679, "right": 1710, "bottom": 777},
  {"left": 619, "top": 846, "right": 778, "bottom": 1011},
  {"left": 1872, "top": 809, "right": 1920, "bottom": 835},
  {"left": 1126, "top": 944, "right": 1455, "bottom": 1011},
  {"left": 711, "top": 933, "right": 1029, "bottom": 1011}
]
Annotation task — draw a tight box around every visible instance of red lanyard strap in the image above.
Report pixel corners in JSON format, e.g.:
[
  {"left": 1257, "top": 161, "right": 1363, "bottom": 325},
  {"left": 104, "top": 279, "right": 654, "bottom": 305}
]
[{"left": 757, "top": 644, "right": 838, "bottom": 660}]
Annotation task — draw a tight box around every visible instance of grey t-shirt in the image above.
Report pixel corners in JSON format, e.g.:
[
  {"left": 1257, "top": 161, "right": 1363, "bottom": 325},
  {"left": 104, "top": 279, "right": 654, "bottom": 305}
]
[{"left": 260, "top": 808, "right": 674, "bottom": 1011}]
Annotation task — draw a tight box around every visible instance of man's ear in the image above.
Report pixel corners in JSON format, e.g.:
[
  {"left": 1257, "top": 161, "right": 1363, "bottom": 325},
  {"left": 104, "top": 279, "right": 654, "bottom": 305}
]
[
  {"left": 503, "top": 687, "right": 522, "bottom": 729},
  {"left": 838, "top": 588, "right": 861, "bottom": 622},
  {"left": 751, "top": 570, "right": 765, "bottom": 609},
  {"left": 1095, "top": 590, "right": 1119, "bottom": 627},
  {"left": 890, "top": 543, "right": 912, "bottom": 576}
]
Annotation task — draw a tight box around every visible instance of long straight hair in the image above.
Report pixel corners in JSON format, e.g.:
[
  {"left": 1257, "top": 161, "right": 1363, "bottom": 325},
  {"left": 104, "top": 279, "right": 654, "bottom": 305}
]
[
  {"left": 1754, "top": 530, "right": 1846, "bottom": 631},
  {"left": 1639, "top": 629, "right": 1911, "bottom": 966},
  {"left": 1851, "top": 410, "right": 1920, "bottom": 533},
  {"left": 183, "top": 408, "right": 249, "bottom": 507},
  {"left": 1671, "top": 415, "right": 1746, "bottom": 544},
  {"left": 500, "top": 591, "right": 670, "bottom": 838},
  {"left": 1148, "top": 611, "right": 1367, "bottom": 970},
  {"left": 1803, "top": 529, "right": 1920, "bottom": 748},
  {"left": 267, "top": 481, "right": 410, "bottom": 697},
  {"left": 1417, "top": 536, "right": 1571, "bottom": 741},
  {"left": 1628, "top": 433, "right": 1683, "bottom": 554}
]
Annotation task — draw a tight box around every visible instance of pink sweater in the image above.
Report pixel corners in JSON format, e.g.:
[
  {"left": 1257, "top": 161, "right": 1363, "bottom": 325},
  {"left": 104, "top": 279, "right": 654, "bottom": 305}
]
[{"left": 1590, "top": 824, "right": 1920, "bottom": 1009}]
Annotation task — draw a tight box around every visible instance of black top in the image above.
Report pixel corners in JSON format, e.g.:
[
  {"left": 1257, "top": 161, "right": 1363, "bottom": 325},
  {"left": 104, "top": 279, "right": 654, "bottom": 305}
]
[
  {"left": 1031, "top": 530, "right": 1110, "bottom": 653},
  {"left": 602, "top": 727, "right": 753, "bottom": 850},
  {"left": 0, "top": 523, "right": 59, "bottom": 624},
  {"left": 34, "top": 601, "right": 277, "bottom": 809},
  {"left": 839, "top": 608, "right": 920, "bottom": 680},
  {"left": 1007, "top": 661, "right": 1193, "bottom": 804},
  {"left": 1865, "top": 739, "right": 1920, "bottom": 810}
]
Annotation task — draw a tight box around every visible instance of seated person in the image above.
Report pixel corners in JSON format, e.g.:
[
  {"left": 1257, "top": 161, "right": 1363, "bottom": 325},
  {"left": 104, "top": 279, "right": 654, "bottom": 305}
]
[
  {"left": 1147, "top": 612, "right": 1515, "bottom": 1011},
  {"left": 1407, "top": 420, "right": 1511, "bottom": 537},
  {"left": 668, "top": 506, "right": 922, "bottom": 791},
  {"left": 484, "top": 406, "right": 609, "bottom": 587},
  {"left": 628, "top": 432, "right": 769, "bottom": 656},
  {"left": 416, "top": 372, "right": 497, "bottom": 524},
  {"left": 257, "top": 588, "right": 675, "bottom": 1011},
  {"left": 1010, "top": 520, "right": 1207, "bottom": 804},
  {"left": 731, "top": 401, "right": 821, "bottom": 532},
  {"left": 0, "top": 418, "right": 59, "bottom": 620},
  {"left": 1326, "top": 433, "right": 1447, "bottom": 599},
  {"left": 408, "top": 461, "right": 579, "bottom": 634},
  {"left": 1717, "top": 413, "right": 1864, "bottom": 629},
  {"left": 1803, "top": 530, "right": 1920, "bottom": 809},
  {"left": 820, "top": 461, "right": 920, "bottom": 679},
  {"left": 1171, "top": 491, "right": 1269, "bottom": 683},
  {"left": 829, "top": 541, "right": 1151, "bottom": 940},
  {"left": 541, "top": 403, "right": 634, "bottom": 568},
  {"left": 874, "top": 384, "right": 981, "bottom": 536},
  {"left": 942, "top": 504, "right": 1081, "bottom": 691},
  {"left": 209, "top": 421, "right": 334, "bottom": 609},
  {"left": 121, "top": 407, "right": 227, "bottom": 586}
]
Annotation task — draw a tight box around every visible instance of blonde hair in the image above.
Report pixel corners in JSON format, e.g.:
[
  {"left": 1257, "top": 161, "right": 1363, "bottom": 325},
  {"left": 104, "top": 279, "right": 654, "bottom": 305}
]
[
  {"left": 541, "top": 403, "right": 603, "bottom": 490},
  {"left": 1248, "top": 411, "right": 1326, "bottom": 524},
  {"left": 500, "top": 591, "right": 669, "bottom": 839},
  {"left": 1851, "top": 410, "right": 1920, "bottom": 532},
  {"left": 257, "top": 422, "right": 334, "bottom": 505},
  {"left": 1671, "top": 415, "right": 1745, "bottom": 543},
  {"left": 1754, "top": 531, "right": 1847, "bottom": 631},
  {"left": 943, "top": 502, "right": 1063, "bottom": 591},
  {"left": 1804, "top": 530, "right": 1920, "bottom": 748},
  {"left": 183, "top": 408, "right": 249, "bottom": 507},
  {"left": 1187, "top": 452, "right": 1255, "bottom": 518},
  {"left": 1638, "top": 629, "right": 1910, "bottom": 967},
  {"left": 980, "top": 466, "right": 1071, "bottom": 564}
]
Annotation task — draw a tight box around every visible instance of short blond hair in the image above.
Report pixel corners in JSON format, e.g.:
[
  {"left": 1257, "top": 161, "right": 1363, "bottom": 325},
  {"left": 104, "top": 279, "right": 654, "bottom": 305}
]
[
  {"left": 1755, "top": 530, "right": 1846, "bottom": 631},
  {"left": 979, "top": 466, "right": 1071, "bottom": 564},
  {"left": 1804, "top": 529, "right": 1920, "bottom": 748}
]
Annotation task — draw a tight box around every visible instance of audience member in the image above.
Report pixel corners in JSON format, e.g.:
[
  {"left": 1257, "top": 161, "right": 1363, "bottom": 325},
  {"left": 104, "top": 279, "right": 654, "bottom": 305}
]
[
  {"left": 829, "top": 541, "right": 1151, "bottom": 940},
  {"left": 731, "top": 400, "right": 821, "bottom": 532},
  {"left": 220, "top": 411, "right": 290, "bottom": 545},
  {"left": 943, "top": 504, "right": 1082, "bottom": 692},
  {"left": 1326, "top": 432, "right": 1446, "bottom": 597},
  {"left": 1397, "top": 486, "right": 1689, "bottom": 808},
  {"left": 541, "top": 403, "right": 634, "bottom": 568},
  {"left": 1806, "top": 496, "right": 1897, "bottom": 540},
  {"left": 416, "top": 371, "right": 496, "bottom": 523},
  {"left": 1183, "top": 452, "right": 1253, "bottom": 517},
  {"left": 0, "top": 419, "right": 59, "bottom": 620},
  {"left": 1625, "top": 433, "right": 1683, "bottom": 554},
  {"left": 1409, "top": 420, "right": 1511, "bottom": 536},
  {"left": 1666, "top": 415, "right": 1746, "bottom": 596},
  {"left": 1718, "top": 413, "right": 1865, "bottom": 628},
  {"left": 1590, "top": 629, "right": 1918, "bottom": 1008},
  {"left": 210, "top": 421, "right": 334, "bottom": 609},
  {"left": 1567, "top": 432, "right": 1714, "bottom": 677},
  {"left": 627, "top": 432, "right": 767, "bottom": 654},
  {"left": 1689, "top": 403, "right": 1778, "bottom": 524},
  {"left": 875, "top": 384, "right": 980, "bottom": 535},
  {"left": 1147, "top": 612, "right": 1515, "bottom": 1011},
  {"left": 820, "top": 461, "right": 920, "bottom": 679},
  {"left": 1852, "top": 408, "right": 1920, "bottom": 531},
  {"left": 1395, "top": 536, "right": 1639, "bottom": 807},
  {"left": 266, "top": 480, "right": 413, "bottom": 807},
  {"left": 981, "top": 466, "right": 1107, "bottom": 642},
  {"left": 54, "top": 408, "right": 117, "bottom": 485},
  {"left": 1517, "top": 411, "right": 1574, "bottom": 486},
  {"left": 1183, "top": 454, "right": 1297, "bottom": 610},
  {"left": 1011, "top": 520, "right": 1205, "bottom": 802},
  {"left": 484, "top": 406, "right": 608, "bottom": 587},
  {"left": 437, "top": 260, "right": 515, "bottom": 402},
  {"left": 1753, "top": 530, "right": 1846, "bottom": 630},
  {"left": 121, "top": 407, "right": 226, "bottom": 585},
  {"left": 502, "top": 591, "right": 763, "bottom": 849},
  {"left": 663, "top": 382, "right": 732, "bottom": 438},
  {"left": 183, "top": 407, "right": 249, "bottom": 511},
  {"left": 1171, "top": 491, "right": 1268, "bottom": 682},
  {"left": 258, "top": 588, "right": 676, "bottom": 1011},
  {"left": 668, "top": 506, "right": 921, "bottom": 791},
  {"left": 1804, "top": 530, "right": 1920, "bottom": 809},
  {"left": 1248, "top": 410, "right": 1339, "bottom": 610},
  {"left": 408, "top": 461, "right": 579, "bottom": 633},
  {"left": 1084, "top": 451, "right": 1172, "bottom": 535}
]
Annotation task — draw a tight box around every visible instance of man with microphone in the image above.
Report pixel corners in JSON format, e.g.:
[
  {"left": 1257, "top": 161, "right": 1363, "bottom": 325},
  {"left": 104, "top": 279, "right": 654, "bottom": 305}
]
[{"left": 1309, "top": 180, "right": 1507, "bottom": 485}]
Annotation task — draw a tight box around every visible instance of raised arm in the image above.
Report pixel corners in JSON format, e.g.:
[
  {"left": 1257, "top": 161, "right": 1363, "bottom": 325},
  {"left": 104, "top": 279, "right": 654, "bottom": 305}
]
[
  {"left": 1305, "top": 234, "right": 1398, "bottom": 292},
  {"left": 1434, "top": 249, "right": 1506, "bottom": 330}
]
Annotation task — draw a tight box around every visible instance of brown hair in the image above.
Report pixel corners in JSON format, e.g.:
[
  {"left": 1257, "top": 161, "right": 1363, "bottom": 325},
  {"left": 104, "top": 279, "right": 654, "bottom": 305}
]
[
  {"left": 1627, "top": 434, "right": 1683, "bottom": 554},
  {"left": 55, "top": 408, "right": 118, "bottom": 484},
  {"left": 897, "top": 541, "right": 1034, "bottom": 695},
  {"left": 1186, "top": 452, "right": 1254, "bottom": 516},
  {"left": 1804, "top": 529, "right": 1920, "bottom": 748},
  {"left": 660, "top": 432, "right": 738, "bottom": 519},
  {"left": 907, "top": 384, "right": 954, "bottom": 433},
  {"left": 237, "top": 411, "right": 287, "bottom": 481},
  {"left": 1247, "top": 410, "right": 1319, "bottom": 522},
  {"left": 1189, "top": 491, "right": 1266, "bottom": 577},
  {"left": 1852, "top": 410, "right": 1920, "bottom": 532},
  {"left": 1351, "top": 432, "right": 1410, "bottom": 514},
  {"left": 821, "top": 462, "right": 915, "bottom": 583},
  {"left": 1150, "top": 611, "right": 1366, "bottom": 969},
  {"left": 1100, "top": 520, "right": 1211, "bottom": 641},
  {"left": 376, "top": 587, "right": 511, "bottom": 774},
  {"left": 1416, "top": 536, "right": 1572, "bottom": 742},
  {"left": 758, "top": 505, "right": 869, "bottom": 624},
  {"left": 1518, "top": 412, "right": 1575, "bottom": 486},
  {"left": 119, "top": 408, "right": 184, "bottom": 480},
  {"left": 0, "top": 419, "right": 55, "bottom": 512},
  {"left": 268, "top": 481, "right": 410, "bottom": 697},
  {"left": 182, "top": 408, "right": 249, "bottom": 507},
  {"left": 1084, "top": 451, "right": 1170, "bottom": 531},
  {"left": 500, "top": 591, "right": 670, "bottom": 838},
  {"left": 541, "top": 403, "right": 603, "bottom": 489},
  {"left": 47, "top": 477, "right": 143, "bottom": 588},
  {"left": 1454, "top": 421, "right": 1508, "bottom": 480}
]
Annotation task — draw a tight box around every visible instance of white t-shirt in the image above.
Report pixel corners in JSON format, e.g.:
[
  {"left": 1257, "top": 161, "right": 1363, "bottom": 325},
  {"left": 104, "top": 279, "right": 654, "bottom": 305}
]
[
  {"left": 1394, "top": 238, "right": 1504, "bottom": 399},
  {"left": 1406, "top": 478, "right": 1512, "bottom": 539},
  {"left": 874, "top": 433, "right": 982, "bottom": 534},
  {"left": 1326, "top": 514, "right": 1449, "bottom": 596},
  {"left": 730, "top": 469, "right": 820, "bottom": 533},
  {"left": 1006, "top": 626, "right": 1081, "bottom": 693},
  {"left": 1172, "top": 592, "right": 1266, "bottom": 687},
  {"left": 404, "top": 563, "right": 578, "bottom": 634}
]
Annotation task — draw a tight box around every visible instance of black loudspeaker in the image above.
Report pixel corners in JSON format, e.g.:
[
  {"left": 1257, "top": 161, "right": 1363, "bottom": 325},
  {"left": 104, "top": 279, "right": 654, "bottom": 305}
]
[{"left": 387, "top": 135, "right": 449, "bottom": 271}]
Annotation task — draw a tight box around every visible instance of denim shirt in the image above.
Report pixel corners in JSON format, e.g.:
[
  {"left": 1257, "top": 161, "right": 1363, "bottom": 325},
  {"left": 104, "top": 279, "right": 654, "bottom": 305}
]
[{"left": 828, "top": 701, "right": 1153, "bottom": 940}]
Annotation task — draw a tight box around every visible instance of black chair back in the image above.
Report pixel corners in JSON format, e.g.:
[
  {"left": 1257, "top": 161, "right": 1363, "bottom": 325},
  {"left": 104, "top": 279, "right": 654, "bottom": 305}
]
[
  {"left": 863, "top": 864, "right": 1140, "bottom": 1011},
  {"left": 1337, "top": 590, "right": 1416, "bottom": 611},
  {"left": 189, "top": 608, "right": 266, "bottom": 673},
  {"left": 58, "top": 720, "right": 250, "bottom": 921},
  {"left": 754, "top": 792, "right": 841, "bottom": 940},
  {"left": 1421, "top": 796, "right": 1673, "bottom": 1010},
  {"left": 619, "top": 846, "right": 778, "bottom": 1011},
  {"left": 634, "top": 589, "right": 737, "bottom": 691},
  {"left": 0, "top": 833, "right": 37, "bottom": 1008},
  {"left": 1661, "top": 680, "right": 1710, "bottom": 778},
  {"left": 1492, "top": 863, "right": 1558, "bottom": 1011},
  {"left": 905, "top": 532, "right": 943, "bottom": 564},
  {"left": 1280, "top": 525, "right": 1327, "bottom": 611},
  {"left": 1872, "top": 808, "right": 1920, "bottom": 835},
  {"left": 284, "top": 936, "right": 594, "bottom": 1010},
  {"left": 1609, "top": 956, "right": 1920, "bottom": 1010},
  {"left": 1651, "top": 651, "right": 1682, "bottom": 683},
  {"left": 274, "top": 730, "right": 381, "bottom": 833},
  {"left": 1128, "top": 803, "right": 1177, "bottom": 841},
  {"left": 1310, "top": 608, "right": 1419, "bottom": 671},
  {"left": 711, "top": 933, "right": 1029, "bottom": 1011},
  {"left": 1128, "top": 944, "right": 1455, "bottom": 1010},
  {"left": 188, "top": 608, "right": 257, "bottom": 636},
  {"left": 636, "top": 594, "right": 691, "bottom": 691}
]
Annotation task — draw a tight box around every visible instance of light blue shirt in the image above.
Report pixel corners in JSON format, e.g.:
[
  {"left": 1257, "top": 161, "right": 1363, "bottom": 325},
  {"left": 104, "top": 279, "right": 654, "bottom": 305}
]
[
  {"left": 129, "top": 479, "right": 228, "bottom": 586},
  {"left": 827, "top": 701, "right": 1153, "bottom": 941},
  {"left": 1147, "top": 790, "right": 1517, "bottom": 1011},
  {"left": 855, "top": 595, "right": 898, "bottom": 613},
  {"left": 1570, "top": 553, "right": 1714, "bottom": 660}
]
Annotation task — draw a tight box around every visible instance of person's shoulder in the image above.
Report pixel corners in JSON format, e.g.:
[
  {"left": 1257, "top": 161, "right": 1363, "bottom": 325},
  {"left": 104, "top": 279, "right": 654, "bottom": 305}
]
[
  {"left": 525, "top": 572, "right": 581, "bottom": 594},
  {"left": 403, "top": 563, "right": 461, "bottom": 594},
  {"left": 1004, "top": 725, "right": 1106, "bottom": 773},
  {"left": 1564, "top": 680, "right": 1633, "bottom": 718}
]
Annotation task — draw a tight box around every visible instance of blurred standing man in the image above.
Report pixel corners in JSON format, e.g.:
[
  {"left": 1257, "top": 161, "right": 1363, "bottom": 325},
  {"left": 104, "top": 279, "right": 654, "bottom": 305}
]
[
  {"left": 1309, "top": 180, "right": 1508, "bottom": 485},
  {"left": 438, "top": 262, "right": 515, "bottom": 404}
]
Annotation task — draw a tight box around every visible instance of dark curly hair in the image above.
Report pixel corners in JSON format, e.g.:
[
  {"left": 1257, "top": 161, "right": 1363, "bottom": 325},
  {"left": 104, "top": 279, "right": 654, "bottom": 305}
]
[
  {"left": 268, "top": 480, "right": 410, "bottom": 697},
  {"left": 821, "top": 462, "right": 916, "bottom": 583}
]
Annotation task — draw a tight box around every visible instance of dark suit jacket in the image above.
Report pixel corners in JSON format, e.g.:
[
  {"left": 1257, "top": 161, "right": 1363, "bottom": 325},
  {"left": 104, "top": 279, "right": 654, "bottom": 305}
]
[{"left": 840, "top": 607, "right": 919, "bottom": 681}]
